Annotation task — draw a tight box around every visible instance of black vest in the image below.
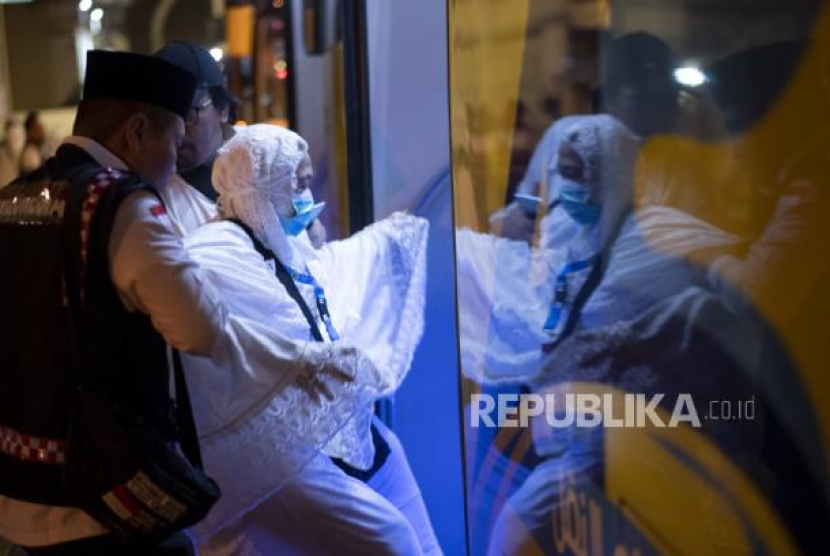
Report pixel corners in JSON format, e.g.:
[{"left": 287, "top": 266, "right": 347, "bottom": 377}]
[{"left": 0, "top": 145, "right": 175, "bottom": 506}]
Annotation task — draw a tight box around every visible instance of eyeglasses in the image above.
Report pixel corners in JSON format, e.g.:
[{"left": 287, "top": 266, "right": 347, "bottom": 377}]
[{"left": 185, "top": 99, "right": 213, "bottom": 125}]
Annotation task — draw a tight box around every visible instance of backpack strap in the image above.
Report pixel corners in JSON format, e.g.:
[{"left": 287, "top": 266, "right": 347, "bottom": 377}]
[
  {"left": 544, "top": 206, "right": 632, "bottom": 351},
  {"left": 227, "top": 218, "right": 325, "bottom": 342}
]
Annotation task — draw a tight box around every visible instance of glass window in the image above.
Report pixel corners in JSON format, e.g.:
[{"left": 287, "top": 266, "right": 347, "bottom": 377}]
[{"left": 450, "top": 0, "right": 830, "bottom": 553}]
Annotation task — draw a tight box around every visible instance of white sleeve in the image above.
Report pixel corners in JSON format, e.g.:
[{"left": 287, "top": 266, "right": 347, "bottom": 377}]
[
  {"left": 314, "top": 212, "right": 428, "bottom": 394},
  {"left": 108, "top": 190, "right": 225, "bottom": 355}
]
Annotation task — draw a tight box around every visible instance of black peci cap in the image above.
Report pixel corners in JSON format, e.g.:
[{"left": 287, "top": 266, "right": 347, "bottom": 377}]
[
  {"left": 153, "top": 41, "right": 226, "bottom": 89},
  {"left": 82, "top": 50, "right": 197, "bottom": 119}
]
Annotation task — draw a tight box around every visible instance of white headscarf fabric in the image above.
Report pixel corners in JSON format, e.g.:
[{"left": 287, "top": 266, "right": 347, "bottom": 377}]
[
  {"left": 213, "top": 123, "right": 314, "bottom": 270},
  {"left": 550, "top": 114, "right": 640, "bottom": 248}
]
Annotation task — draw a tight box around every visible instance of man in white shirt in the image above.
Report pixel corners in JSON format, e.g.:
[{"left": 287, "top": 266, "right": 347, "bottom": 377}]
[
  {"left": 152, "top": 42, "right": 230, "bottom": 236},
  {"left": 0, "top": 50, "right": 340, "bottom": 556},
  {"left": 0, "top": 49, "right": 204, "bottom": 556}
]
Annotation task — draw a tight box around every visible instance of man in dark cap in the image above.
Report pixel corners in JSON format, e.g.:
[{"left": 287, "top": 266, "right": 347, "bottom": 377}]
[
  {"left": 147, "top": 41, "right": 233, "bottom": 239},
  {"left": 154, "top": 41, "right": 235, "bottom": 205},
  {"left": 600, "top": 31, "right": 681, "bottom": 138},
  {"left": 0, "top": 49, "right": 220, "bottom": 555},
  {"left": 153, "top": 41, "right": 327, "bottom": 245}
]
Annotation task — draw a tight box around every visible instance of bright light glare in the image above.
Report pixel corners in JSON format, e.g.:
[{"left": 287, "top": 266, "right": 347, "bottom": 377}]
[
  {"left": 210, "top": 47, "right": 224, "bottom": 62},
  {"left": 90, "top": 7, "right": 104, "bottom": 22},
  {"left": 674, "top": 66, "right": 707, "bottom": 87},
  {"left": 78, "top": 0, "right": 92, "bottom": 12}
]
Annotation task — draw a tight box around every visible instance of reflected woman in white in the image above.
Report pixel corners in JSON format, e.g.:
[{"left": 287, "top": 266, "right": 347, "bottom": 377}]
[
  {"left": 456, "top": 114, "right": 742, "bottom": 384},
  {"left": 460, "top": 116, "right": 747, "bottom": 556},
  {"left": 455, "top": 115, "right": 639, "bottom": 382},
  {"left": 179, "top": 124, "right": 440, "bottom": 555}
]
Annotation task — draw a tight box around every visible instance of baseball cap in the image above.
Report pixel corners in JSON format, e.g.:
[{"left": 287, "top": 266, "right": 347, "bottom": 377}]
[{"left": 153, "top": 41, "right": 226, "bottom": 89}]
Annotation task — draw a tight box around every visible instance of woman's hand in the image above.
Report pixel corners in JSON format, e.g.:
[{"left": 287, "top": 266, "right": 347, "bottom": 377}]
[{"left": 297, "top": 361, "right": 354, "bottom": 402}]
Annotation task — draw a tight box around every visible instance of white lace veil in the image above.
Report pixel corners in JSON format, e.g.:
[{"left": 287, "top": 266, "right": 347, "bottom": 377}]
[
  {"left": 212, "top": 123, "right": 316, "bottom": 270},
  {"left": 556, "top": 114, "right": 640, "bottom": 247}
]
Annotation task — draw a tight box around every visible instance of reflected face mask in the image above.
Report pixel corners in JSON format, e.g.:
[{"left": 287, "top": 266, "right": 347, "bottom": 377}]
[
  {"left": 559, "top": 178, "right": 601, "bottom": 225},
  {"left": 279, "top": 188, "right": 326, "bottom": 236}
]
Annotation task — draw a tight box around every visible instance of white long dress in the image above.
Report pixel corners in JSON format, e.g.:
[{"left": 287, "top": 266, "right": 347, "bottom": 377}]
[{"left": 178, "top": 212, "right": 429, "bottom": 542}]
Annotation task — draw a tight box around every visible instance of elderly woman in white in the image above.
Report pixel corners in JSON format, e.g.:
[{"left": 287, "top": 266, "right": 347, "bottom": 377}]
[{"left": 177, "top": 124, "right": 440, "bottom": 556}]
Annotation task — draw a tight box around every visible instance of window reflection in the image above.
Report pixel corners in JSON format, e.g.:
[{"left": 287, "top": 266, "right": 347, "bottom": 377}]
[{"left": 451, "top": 0, "right": 830, "bottom": 553}]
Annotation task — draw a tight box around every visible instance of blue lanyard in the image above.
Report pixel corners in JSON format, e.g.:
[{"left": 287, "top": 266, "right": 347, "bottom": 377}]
[
  {"left": 285, "top": 265, "right": 341, "bottom": 342},
  {"left": 543, "top": 255, "right": 599, "bottom": 334}
]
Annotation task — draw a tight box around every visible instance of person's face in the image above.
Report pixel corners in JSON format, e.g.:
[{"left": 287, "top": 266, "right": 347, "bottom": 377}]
[
  {"left": 557, "top": 141, "right": 603, "bottom": 224},
  {"left": 557, "top": 143, "right": 596, "bottom": 199},
  {"left": 557, "top": 143, "right": 584, "bottom": 180},
  {"left": 295, "top": 154, "right": 313, "bottom": 196},
  {"left": 128, "top": 115, "right": 185, "bottom": 188},
  {"left": 177, "top": 88, "right": 227, "bottom": 172},
  {"left": 271, "top": 153, "right": 314, "bottom": 217},
  {"left": 607, "top": 83, "right": 680, "bottom": 137}
]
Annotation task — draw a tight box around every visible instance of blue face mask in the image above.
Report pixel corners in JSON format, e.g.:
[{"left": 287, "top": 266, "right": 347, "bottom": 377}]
[
  {"left": 292, "top": 188, "right": 315, "bottom": 215},
  {"left": 559, "top": 178, "right": 600, "bottom": 225},
  {"left": 280, "top": 189, "right": 326, "bottom": 236}
]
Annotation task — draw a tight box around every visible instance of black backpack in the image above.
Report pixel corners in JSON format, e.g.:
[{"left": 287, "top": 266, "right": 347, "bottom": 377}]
[{"left": 0, "top": 163, "right": 220, "bottom": 544}]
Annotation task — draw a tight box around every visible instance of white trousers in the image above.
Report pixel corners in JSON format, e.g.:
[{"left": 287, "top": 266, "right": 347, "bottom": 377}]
[{"left": 202, "top": 419, "right": 442, "bottom": 556}]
